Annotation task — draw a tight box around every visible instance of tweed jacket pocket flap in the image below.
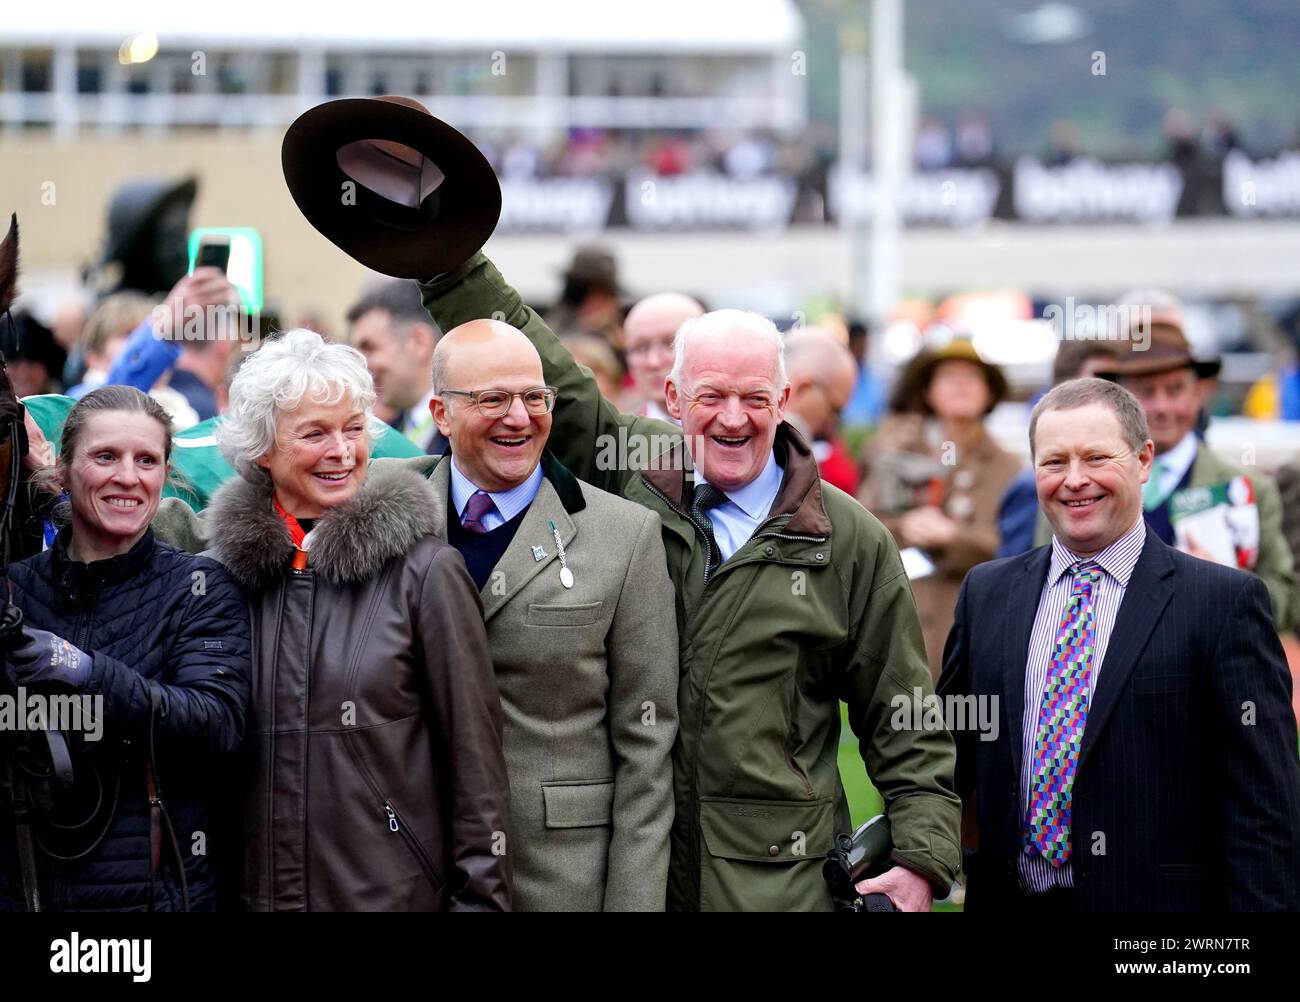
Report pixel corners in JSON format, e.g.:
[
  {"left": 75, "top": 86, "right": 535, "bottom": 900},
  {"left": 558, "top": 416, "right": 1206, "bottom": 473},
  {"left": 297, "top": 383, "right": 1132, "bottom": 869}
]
[
  {"left": 542, "top": 780, "right": 615, "bottom": 828},
  {"left": 699, "top": 797, "right": 836, "bottom": 863},
  {"left": 526, "top": 601, "right": 604, "bottom": 627}
]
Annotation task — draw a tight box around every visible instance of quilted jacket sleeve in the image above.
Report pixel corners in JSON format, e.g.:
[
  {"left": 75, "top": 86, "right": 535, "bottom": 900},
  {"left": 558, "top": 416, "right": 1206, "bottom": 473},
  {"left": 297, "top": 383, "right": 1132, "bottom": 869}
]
[{"left": 87, "top": 555, "right": 250, "bottom": 756}]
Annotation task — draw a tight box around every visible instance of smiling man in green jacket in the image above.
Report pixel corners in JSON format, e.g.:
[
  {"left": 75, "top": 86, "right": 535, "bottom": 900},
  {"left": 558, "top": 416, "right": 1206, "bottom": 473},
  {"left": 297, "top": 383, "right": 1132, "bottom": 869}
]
[{"left": 419, "top": 256, "right": 961, "bottom": 912}]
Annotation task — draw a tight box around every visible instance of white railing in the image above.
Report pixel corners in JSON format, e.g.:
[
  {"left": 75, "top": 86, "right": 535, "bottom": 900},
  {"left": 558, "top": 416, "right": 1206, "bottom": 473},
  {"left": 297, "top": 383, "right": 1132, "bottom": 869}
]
[{"left": 0, "top": 92, "right": 804, "bottom": 133}]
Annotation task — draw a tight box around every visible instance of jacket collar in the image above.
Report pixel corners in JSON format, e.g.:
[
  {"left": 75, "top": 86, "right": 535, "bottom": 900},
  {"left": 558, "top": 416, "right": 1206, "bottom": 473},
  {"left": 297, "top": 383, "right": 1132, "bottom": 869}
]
[
  {"left": 640, "top": 421, "right": 832, "bottom": 537},
  {"left": 50, "top": 527, "right": 156, "bottom": 594},
  {"left": 1156, "top": 430, "right": 1199, "bottom": 487},
  {"left": 205, "top": 463, "right": 442, "bottom": 591},
  {"left": 539, "top": 452, "right": 586, "bottom": 515},
  {"left": 1189, "top": 439, "right": 1234, "bottom": 487},
  {"left": 426, "top": 454, "right": 581, "bottom": 621},
  {"left": 400, "top": 450, "right": 586, "bottom": 517}
]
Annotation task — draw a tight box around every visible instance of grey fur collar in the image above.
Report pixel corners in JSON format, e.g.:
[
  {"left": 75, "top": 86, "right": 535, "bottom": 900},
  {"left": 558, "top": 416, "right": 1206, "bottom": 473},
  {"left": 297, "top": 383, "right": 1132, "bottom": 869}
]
[{"left": 206, "top": 463, "right": 440, "bottom": 591}]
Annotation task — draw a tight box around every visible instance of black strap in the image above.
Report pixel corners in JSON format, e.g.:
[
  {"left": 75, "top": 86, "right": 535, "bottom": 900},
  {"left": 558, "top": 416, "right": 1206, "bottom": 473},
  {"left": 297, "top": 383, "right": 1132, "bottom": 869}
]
[
  {"left": 3, "top": 756, "right": 41, "bottom": 911},
  {"left": 0, "top": 414, "right": 22, "bottom": 568},
  {"left": 147, "top": 683, "right": 189, "bottom": 912},
  {"left": 43, "top": 729, "right": 73, "bottom": 786}
]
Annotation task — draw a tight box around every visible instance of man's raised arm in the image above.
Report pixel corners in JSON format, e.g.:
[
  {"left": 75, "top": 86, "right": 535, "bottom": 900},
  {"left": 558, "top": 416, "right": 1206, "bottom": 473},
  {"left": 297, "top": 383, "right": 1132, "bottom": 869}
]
[{"left": 419, "top": 253, "right": 678, "bottom": 494}]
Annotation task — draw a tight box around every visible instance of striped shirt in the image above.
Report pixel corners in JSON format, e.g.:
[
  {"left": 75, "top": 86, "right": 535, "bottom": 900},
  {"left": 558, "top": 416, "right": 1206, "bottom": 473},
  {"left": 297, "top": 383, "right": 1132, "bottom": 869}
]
[
  {"left": 1018, "top": 517, "right": 1147, "bottom": 893},
  {"left": 449, "top": 458, "right": 543, "bottom": 532}
]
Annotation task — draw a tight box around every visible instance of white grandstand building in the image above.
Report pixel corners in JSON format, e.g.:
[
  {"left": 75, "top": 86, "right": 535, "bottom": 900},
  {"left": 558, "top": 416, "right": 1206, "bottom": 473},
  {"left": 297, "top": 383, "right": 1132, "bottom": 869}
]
[{"left": 0, "top": 0, "right": 806, "bottom": 137}]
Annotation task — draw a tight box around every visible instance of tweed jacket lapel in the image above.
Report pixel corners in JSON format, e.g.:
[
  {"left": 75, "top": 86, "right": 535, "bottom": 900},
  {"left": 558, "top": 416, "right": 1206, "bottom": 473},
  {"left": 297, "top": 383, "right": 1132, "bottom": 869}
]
[
  {"left": 425, "top": 456, "right": 453, "bottom": 543},
  {"left": 427, "top": 457, "right": 579, "bottom": 623},
  {"left": 1189, "top": 442, "right": 1233, "bottom": 489},
  {"left": 479, "top": 477, "right": 575, "bottom": 623}
]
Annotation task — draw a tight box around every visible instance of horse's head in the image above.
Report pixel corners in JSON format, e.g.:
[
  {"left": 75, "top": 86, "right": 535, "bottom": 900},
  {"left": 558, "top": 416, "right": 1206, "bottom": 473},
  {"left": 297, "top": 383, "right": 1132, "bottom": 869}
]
[
  {"left": 0, "top": 214, "right": 29, "bottom": 563},
  {"left": 0, "top": 215, "right": 17, "bottom": 315}
]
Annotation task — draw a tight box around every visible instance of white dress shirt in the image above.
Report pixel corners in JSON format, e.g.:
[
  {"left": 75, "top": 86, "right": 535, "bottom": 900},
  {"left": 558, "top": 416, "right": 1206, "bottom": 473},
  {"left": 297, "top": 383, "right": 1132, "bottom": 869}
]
[
  {"left": 695, "top": 452, "right": 784, "bottom": 563},
  {"left": 449, "top": 457, "right": 543, "bottom": 532},
  {"left": 1018, "top": 516, "right": 1147, "bottom": 893},
  {"left": 1148, "top": 430, "right": 1199, "bottom": 507}
]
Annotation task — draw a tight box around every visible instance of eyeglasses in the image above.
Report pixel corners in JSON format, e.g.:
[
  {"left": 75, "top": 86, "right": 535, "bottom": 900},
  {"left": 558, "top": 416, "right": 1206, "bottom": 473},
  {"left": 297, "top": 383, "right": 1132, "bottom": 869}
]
[
  {"left": 626, "top": 338, "right": 676, "bottom": 359},
  {"left": 440, "top": 386, "right": 558, "bottom": 419}
]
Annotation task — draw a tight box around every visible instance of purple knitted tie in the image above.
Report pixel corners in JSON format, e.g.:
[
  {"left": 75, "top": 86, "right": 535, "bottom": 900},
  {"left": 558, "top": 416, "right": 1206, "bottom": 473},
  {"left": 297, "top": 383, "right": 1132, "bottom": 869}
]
[
  {"left": 461, "top": 490, "right": 497, "bottom": 534},
  {"left": 1025, "top": 560, "right": 1101, "bottom": 866}
]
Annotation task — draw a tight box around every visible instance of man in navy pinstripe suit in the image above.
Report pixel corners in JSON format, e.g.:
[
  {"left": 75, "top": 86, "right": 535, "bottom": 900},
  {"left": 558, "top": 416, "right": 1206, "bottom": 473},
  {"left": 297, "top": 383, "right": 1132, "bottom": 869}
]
[{"left": 939, "top": 378, "right": 1300, "bottom": 911}]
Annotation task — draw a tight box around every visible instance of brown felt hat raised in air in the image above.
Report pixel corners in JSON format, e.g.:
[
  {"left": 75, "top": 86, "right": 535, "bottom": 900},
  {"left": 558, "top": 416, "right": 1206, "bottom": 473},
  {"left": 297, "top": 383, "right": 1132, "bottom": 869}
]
[{"left": 281, "top": 97, "right": 501, "bottom": 279}]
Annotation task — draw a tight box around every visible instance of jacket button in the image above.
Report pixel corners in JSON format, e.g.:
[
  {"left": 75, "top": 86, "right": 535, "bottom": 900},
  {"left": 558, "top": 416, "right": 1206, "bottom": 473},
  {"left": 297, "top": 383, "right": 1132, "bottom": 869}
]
[
  {"left": 768, "top": 845, "right": 780, "bottom": 856},
  {"left": 815, "top": 553, "right": 825, "bottom": 561},
  {"left": 765, "top": 546, "right": 774, "bottom": 556}
]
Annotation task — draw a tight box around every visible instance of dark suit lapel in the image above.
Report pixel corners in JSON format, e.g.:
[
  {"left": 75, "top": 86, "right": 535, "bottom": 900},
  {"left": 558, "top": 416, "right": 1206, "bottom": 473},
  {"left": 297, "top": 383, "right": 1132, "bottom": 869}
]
[
  {"left": 479, "top": 478, "right": 574, "bottom": 624},
  {"left": 1003, "top": 545, "right": 1051, "bottom": 785},
  {"left": 1077, "top": 528, "right": 1175, "bottom": 772}
]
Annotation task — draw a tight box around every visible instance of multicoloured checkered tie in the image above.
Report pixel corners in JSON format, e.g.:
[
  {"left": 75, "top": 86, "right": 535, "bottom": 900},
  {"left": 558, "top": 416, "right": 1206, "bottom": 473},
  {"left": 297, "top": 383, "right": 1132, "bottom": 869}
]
[{"left": 1026, "top": 560, "right": 1102, "bottom": 866}]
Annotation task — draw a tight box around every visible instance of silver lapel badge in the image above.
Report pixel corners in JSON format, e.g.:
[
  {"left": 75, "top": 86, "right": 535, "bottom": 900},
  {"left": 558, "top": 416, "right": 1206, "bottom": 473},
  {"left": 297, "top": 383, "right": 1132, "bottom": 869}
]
[{"left": 547, "top": 519, "right": 574, "bottom": 588}]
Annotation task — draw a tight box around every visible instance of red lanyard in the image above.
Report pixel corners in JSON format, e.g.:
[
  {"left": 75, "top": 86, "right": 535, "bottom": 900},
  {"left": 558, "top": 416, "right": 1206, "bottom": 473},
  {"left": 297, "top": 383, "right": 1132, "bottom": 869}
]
[{"left": 272, "top": 494, "right": 310, "bottom": 570}]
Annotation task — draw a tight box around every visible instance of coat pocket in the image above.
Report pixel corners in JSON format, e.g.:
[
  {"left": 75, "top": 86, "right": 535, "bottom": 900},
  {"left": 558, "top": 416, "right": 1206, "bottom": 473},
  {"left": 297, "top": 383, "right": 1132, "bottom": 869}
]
[
  {"left": 383, "top": 799, "right": 444, "bottom": 892},
  {"left": 526, "top": 601, "right": 604, "bottom": 627},
  {"left": 541, "top": 779, "right": 614, "bottom": 828},
  {"left": 698, "top": 796, "right": 836, "bottom": 863}
]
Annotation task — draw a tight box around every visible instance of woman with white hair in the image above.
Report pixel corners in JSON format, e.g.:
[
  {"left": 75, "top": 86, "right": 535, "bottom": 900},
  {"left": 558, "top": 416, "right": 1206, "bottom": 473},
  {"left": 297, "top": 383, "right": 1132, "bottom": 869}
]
[{"left": 204, "top": 329, "right": 511, "bottom": 911}]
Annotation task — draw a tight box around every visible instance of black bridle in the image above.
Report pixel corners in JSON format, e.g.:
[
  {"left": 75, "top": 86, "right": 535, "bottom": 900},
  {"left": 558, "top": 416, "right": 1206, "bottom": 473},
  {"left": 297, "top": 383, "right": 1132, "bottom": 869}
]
[{"left": 0, "top": 305, "right": 54, "bottom": 911}]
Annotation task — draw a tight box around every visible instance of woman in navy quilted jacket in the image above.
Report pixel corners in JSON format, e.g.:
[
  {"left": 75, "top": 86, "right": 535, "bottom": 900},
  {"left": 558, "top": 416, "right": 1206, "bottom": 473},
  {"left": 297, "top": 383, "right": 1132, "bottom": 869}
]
[{"left": 0, "top": 385, "right": 251, "bottom": 911}]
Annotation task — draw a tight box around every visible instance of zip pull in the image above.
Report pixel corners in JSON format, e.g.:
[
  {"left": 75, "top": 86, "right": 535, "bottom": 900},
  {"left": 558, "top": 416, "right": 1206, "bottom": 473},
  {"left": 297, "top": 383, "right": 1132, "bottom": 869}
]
[{"left": 384, "top": 802, "right": 399, "bottom": 832}]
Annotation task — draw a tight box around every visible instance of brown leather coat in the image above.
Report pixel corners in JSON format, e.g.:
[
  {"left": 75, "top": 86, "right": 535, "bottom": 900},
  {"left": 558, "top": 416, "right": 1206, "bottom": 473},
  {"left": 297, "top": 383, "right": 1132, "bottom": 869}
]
[{"left": 205, "top": 462, "right": 511, "bottom": 911}]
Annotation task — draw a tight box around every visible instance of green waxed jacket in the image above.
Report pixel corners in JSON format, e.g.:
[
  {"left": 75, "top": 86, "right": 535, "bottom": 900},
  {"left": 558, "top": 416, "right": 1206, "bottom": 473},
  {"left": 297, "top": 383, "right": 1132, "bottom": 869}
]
[{"left": 420, "top": 254, "right": 961, "bottom": 911}]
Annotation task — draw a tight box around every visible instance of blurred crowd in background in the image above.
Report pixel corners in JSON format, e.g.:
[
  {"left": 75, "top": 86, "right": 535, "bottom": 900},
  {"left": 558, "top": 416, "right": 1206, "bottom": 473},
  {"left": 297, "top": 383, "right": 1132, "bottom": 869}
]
[{"left": 471, "top": 105, "right": 1300, "bottom": 181}]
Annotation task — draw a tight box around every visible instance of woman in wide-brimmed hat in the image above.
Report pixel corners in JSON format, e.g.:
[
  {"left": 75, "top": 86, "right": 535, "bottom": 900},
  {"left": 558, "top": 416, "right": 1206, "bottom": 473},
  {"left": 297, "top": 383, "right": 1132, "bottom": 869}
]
[{"left": 859, "top": 338, "right": 1021, "bottom": 678}]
